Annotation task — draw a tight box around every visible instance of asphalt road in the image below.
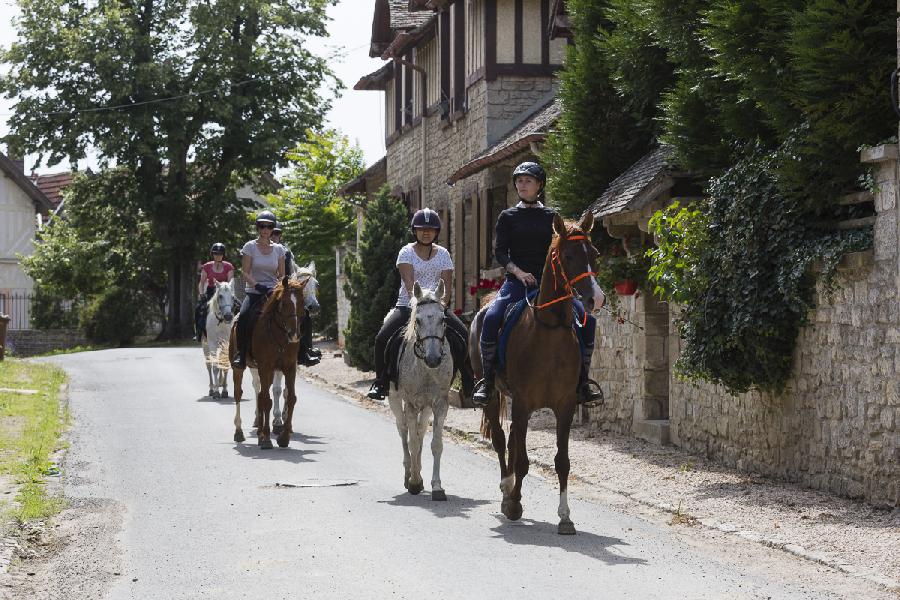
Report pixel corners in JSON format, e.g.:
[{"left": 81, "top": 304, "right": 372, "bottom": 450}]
[{"left": 30, "top": 347, "right": 876, "bottom": 600}]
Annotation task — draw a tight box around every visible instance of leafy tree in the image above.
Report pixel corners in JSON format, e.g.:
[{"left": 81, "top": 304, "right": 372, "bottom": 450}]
[
  {"left": 266, "top": 129, "right": 365, "bottom": 338},
  {"left": 544, "top": 0, "right": 675, "bottom": 217},
  {"left": 2, "top": 0, "right": 336, "bottom": 338},
  {"left": 342, "top": 189, "right": 409, "bottom": 371}
]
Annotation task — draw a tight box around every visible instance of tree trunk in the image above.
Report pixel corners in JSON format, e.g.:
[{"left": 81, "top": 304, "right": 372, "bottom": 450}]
[{"left": 160, "top": 256, "right": 197, "bottom": 339}]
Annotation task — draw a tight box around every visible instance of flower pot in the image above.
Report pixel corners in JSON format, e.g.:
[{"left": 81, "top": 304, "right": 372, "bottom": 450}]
[{"left": 614, "top": 279, "right": 638, "bottom": 296}]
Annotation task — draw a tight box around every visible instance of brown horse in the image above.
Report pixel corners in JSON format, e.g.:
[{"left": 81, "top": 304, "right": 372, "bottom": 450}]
[
  {"left": 469, "top": 212, "right": 604, "bottom": 534},
  {"left": 229, "top": 275, "right": 308, "bottom": 449}
]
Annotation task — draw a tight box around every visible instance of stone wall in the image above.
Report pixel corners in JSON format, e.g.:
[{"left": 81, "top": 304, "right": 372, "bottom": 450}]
[
  {"left": 588, "top": 146, "right": 900, "bottom": 506},
  {"left": 5, "top": 328, "right": 88, "bottom": 357}
]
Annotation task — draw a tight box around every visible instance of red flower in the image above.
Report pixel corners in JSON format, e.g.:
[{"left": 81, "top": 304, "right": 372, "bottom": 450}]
[
  {"left": 453, "top": 308, "right": 462, "bottom": 315},
  {"left": 469, "top": 286, "right": 477, "bottom": 296},
  {"left": 493, "top": 279, "right": 502, "bottom": 289}
]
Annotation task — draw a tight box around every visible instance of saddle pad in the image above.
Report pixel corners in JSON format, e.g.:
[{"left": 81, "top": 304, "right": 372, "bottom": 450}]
[{"left": 496, "top": 290, "right": 586, "bottom": 368}]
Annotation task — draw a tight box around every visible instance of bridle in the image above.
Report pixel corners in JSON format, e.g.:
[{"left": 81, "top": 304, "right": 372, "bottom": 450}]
[
  {"left": 411, "top": 298, "right": 447, "bottom": 361},
  {"left": 265, "top": 283, "right": 305, "bottom": 355},
  {"left": 528, "top": 233, "right": 595, "bottom": 327},
  {"left": 211, "top": 287, "right": 232, "bottom": 325}
]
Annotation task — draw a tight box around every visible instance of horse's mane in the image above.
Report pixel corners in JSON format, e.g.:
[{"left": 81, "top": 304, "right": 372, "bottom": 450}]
[
  {"left": 260, "top": 278, "right": 306, "bottom": 316},
  {"left": 550, "top": 221, "right": 587, "bottom": 250},
  {"left": 403, "top": 287, "right": 442, "bottom": 343}
]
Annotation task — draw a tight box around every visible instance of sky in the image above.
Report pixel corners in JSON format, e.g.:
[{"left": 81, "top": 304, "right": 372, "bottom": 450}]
[{"left": 0, "top": 0, "right": 387, "bottom": 174}]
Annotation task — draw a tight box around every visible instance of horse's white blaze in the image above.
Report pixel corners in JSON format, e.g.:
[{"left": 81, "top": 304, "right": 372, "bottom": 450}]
[
  {"left": 589, "top": 275, "right": 606, "bottom": 311},
  {"left": 558, "top": 489, "right": 571, "bottom": 521}
]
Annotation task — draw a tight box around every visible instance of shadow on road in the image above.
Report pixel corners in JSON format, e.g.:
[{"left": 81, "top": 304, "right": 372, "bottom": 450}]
[
  {"left": 232, "top": 442, "right": 319, "bottom": 463},
  {"left": 380, "top": 492, "right": 493, "bottom": 519},
  {"left": 490, "top": 516, "right": 647, "bottom": 566},
  {"left": 196, "top": 395, "right": 246, "bottom": 404}
]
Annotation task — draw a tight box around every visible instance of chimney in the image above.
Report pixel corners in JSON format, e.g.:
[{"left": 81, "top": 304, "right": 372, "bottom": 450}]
[{"left": 6, "top": 136, "right": 25, "bottom": 173}]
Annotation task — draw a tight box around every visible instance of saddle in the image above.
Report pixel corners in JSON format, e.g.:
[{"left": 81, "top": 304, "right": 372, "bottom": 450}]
[
  {"left": 496, "top": 290, "right": 585, "bottom": 368},
  {"left": 384, "top": 318, "right": 467, "bottom": 391}
]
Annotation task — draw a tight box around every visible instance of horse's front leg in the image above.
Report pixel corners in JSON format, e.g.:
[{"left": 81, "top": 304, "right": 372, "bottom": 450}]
[
  {"left": 502, "top": 407, "right": 529, "bottom": 522},
  {"left": 388, "top": 395, "right": 412, "bottom": 492},
  {"left": 405, "top": 405, "right": 425, "bottom": 495},
  {"left": 555, "top": 404, "right": 576, "bottom": 535},
  {"left": 232, "top": 367, "right": 245, "bottom": 443},
  {"left": 430, "top": 400, "right": 448, "bottom": 501},
  {"left": 272, "top": 370, "right": 284, "bottom": 434},
  {"left": 256, "top": 369, "right": 275, "bottom": 449},
  {"left": 204, "top": 345, "right": 217, "bottom": 397},
  {"left": 276, "top": 367, "right": 296, "bottom": 448}
]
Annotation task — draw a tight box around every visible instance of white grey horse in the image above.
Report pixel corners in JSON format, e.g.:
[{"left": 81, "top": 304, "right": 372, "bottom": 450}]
[
  {"left": 389, "top": 281, "right": 454, "bottom": 500},
  {"left": 203, "top": 280, "right": 235, "bottom": 398},
  {"left": 250, "top": 263, "right": 321, "bottom": 433}
]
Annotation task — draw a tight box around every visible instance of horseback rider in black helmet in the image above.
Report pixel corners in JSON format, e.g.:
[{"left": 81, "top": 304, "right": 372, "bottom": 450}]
[
  {"left": 195, "top": 242, "right": 234, "bottom": 341},
  {"left": 471, "top": 160, "right": 604, "bottom": 407}
]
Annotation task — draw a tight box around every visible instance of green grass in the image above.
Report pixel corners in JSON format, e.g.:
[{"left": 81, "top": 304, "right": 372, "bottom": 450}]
[
  {"left": 32, "top": 344, "right": 108, "bottom": 357},
  {"left": 0, "top": 359, "right": 69, "bottom": 523}
]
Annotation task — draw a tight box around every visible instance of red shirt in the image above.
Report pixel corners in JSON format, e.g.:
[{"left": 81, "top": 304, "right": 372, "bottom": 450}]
[{"left": 202, "top": 261, "right": 234, "bottom": 288}]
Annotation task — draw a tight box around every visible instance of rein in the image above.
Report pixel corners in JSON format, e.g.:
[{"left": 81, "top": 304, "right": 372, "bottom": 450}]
[{"left": 529, "top": 234, "right": 594, "bottom": 327}]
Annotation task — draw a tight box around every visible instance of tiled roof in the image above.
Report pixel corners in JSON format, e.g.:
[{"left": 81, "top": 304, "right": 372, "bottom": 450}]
[
  {"left": 354, "top": 62, "right": 394, "bottom": 91},
  {"left": 389, "top": 0, "right": 433, "bottom": 29},
  {"left": 447, "top": 98, "right": 562, "bottom": 184},
  {"left": 586, "top": 146, "right": 677, "bottom": 218},
  {"left": 33, "top": 171, "right": 74, "bottom": 208},
  {"left": 0, "top": 153, "right": 54, "bottom": 214},
  {"left": 338, "top": 156, "right": 387, "bottom": 197}
]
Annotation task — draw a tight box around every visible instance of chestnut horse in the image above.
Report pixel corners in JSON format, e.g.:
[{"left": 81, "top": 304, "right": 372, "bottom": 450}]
[
  {"left": 469, "top": 212, "right": 604, "bottom": 534},
  {"left": 229, "top": 275, "right": 308, "bottom": 449}
]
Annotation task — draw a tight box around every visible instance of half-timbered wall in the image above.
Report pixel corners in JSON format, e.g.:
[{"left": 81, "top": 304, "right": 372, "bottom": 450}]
[
  {"left": 496, "top": 0, "right": 516, "bottom": 64},
  {"left": 419, "top": 36, "right": 440, "bottom": 110},
  {"left": 385, "top": 76, "right": 396, "bottom": 134}
]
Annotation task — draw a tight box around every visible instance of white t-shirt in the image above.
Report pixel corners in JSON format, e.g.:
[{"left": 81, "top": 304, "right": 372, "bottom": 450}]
[
  {"left": 395, "top": 243, "right": 453, "bottom": 307},
  {"left": 240, "top": 240, "right": 286, "bottom": 292}
]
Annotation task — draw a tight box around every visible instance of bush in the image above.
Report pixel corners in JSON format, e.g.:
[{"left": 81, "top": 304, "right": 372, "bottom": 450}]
[
  {"left": 342, "top": 189, "right": 409, "bottom": 370},
  {"left": 80, "top": 287, "right": 153, "bottom": 346}
]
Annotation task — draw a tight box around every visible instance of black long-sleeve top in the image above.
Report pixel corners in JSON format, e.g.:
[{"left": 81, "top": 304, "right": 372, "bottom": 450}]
[{"left": 494, "top": 205, "right": 557, "bottom": 278}]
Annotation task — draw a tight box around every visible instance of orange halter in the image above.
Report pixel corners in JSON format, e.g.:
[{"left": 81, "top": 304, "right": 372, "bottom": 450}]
[{"left": 532, "top": 234, "right": 595, "bottom": 326}]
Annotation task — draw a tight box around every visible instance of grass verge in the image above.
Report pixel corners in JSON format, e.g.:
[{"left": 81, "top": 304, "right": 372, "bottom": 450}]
[{"left": 0, "top": 358, "right": 69, "bottom": 523}]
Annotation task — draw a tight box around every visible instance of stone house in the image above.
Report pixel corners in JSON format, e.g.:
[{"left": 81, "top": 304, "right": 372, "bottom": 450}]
[
  {"left": 349, "top": 0, "right": 568, "bottom": 313},
  {"left": 0, "top": 152, "right": 55, "bottom": 329},
  {"left": 584, "top": 145, "right": 900, "bottom": 507}
]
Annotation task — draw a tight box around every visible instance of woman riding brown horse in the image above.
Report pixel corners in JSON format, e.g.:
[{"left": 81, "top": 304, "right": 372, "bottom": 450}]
[
  {"left": 469, "top": 212, "right": 604, "bottom": 534},
  {"left": 229, "top": 275, "right": 309, "bottom": 449}
]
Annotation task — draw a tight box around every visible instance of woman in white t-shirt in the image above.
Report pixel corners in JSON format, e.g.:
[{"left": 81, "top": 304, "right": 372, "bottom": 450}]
[
  {"left": 231, "top": 209, "right": 286, "bottom": 369},
  {"left": 367, "top": 208, "right": 474, "bottom": 401}
]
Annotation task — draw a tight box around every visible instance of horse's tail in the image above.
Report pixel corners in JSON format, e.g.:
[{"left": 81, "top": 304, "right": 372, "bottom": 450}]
[
  {"left": 215, "top": 337, "right": 231, "bottom": 371},
  {"left": 479, "top": 393, "right": 507, "bottom": 440}
]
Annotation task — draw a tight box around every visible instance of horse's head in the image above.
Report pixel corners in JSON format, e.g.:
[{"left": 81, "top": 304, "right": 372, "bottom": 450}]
[
  {"left": 215, "top": 280, "right": 235, "bottom": 323},
  {"left": 553, "top": 213, "right": 606, "bottom": 312},
  {"left": 405, "top": 280, "right": 447, "bottom": 369},
  {"left": 293, "top": 262, "right": 321, "bottom": 317},
  {"left": 266, "top": 276, "right": 306, "bottom": 344}
]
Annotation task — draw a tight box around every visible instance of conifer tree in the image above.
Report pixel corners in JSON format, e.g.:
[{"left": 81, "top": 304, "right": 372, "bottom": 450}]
[{"left": 342, "top": 189, "right": 409, "bottom": 370}]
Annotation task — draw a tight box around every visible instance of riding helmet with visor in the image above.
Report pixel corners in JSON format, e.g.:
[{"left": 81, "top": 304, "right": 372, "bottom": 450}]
[
  {"left": 255, "top": 210, "right": 277, "bottom": 227},
  {"left": 272, "top": 223, "right": 283, "bottom": 235},
  {"left": 210, "top": 242, "right": 226, "bottom": 257},
  {"left": 410, "top": 207, "right": 441, "bottom": 233},
  {"left": 512, "top": 161, "right": 546, "bottom": 191}
]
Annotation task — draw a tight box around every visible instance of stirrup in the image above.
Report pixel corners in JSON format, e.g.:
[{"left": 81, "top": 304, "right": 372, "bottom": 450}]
[
  {"left": 578, "top": 378, "right": 604, "bottom": 406},
  {"left": 471, "top": 379, "right": 492, "bottom": 408},
  {"left": 367, "top": 381, "right": 387, "bottom": 400}
]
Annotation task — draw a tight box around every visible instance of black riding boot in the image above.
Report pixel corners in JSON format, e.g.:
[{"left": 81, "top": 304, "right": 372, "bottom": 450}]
[
  {"left": 471, "top": 341, "right": 497, "bottom": 408},
  {"left": 577, "top": 349, "right": 604, "bottom": 405},
  {"left": 298, "top": 312, "right": 321, "bottom": 366},
  {"left": 367, "top": 379, "right": 388, "bottom": 400},
  {"left": 194, "top": 299, "right": 207, "bottom": 342},
  {"left": 232, "top": 319, "right": 248, "bottom": 369}
]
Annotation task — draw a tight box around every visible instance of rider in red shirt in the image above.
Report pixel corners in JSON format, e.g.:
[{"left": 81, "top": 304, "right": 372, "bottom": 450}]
[{"left": 195, "top": 243, "right": 234, "bottom": 341}]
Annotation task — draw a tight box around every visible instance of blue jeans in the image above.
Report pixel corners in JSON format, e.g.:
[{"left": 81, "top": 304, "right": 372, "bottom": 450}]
[{"left": 481, "top": 277, "right": 596, "bottom": 359}]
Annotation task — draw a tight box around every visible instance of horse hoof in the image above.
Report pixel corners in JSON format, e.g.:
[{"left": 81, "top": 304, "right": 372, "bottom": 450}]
[
  {"left": 210, "top": 390, "right": 219, "bottom": 398},
  {"left": 259, "top": 438, "right": 273, "bottom": 450},
  {"left": 407, "top": 482, "right": 423, "bottom": 495},
  {"left": 558, "top": 519, "right": 576, "bottom": 535},
  {"left": 432, "top": 489, "right": 447, "bottom": 501},
  {"left": 272, "top": 423, "right": 283, "bottom": 435},
  {"left": 221, "top": 391, "right": 229, "bottom": 398},
  {"left": 234, "top": 430, "right": 245, "bottom": 443},
  {"left": 502, "top": 500, "right": 523, "bottom": 521},
  {"left": 276, "top": 433, "right": 290, "bottom": 448}
]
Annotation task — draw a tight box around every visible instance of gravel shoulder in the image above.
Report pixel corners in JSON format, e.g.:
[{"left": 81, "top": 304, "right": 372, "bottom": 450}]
[{"left": 307, "top": 340, "right": 900, "bottom": 596}]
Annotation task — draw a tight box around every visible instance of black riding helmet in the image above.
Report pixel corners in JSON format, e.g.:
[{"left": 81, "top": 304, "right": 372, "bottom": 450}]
[
  {"left": 410, "top": 207, "right": 441, "bottom": 233},
  {"left": 272, "top": 223, "right": 283, "bottom": 235},
  {"left": 255, "top": 210, "right": 277, "bottom": 225},
  {"left": 512, "top": 161, "right": 546, "bottom": 196},
  {"left": 210, "top": 242, "right": 226, "bottom": 257}
]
